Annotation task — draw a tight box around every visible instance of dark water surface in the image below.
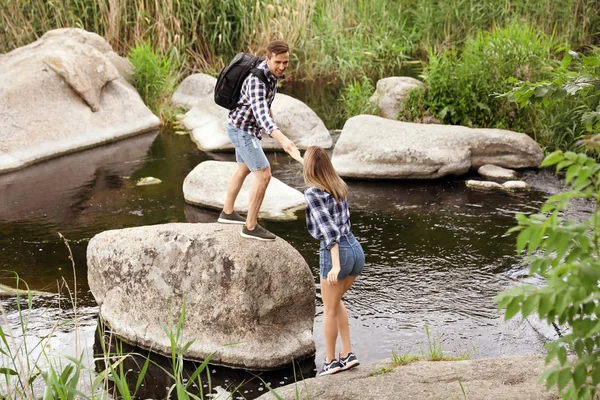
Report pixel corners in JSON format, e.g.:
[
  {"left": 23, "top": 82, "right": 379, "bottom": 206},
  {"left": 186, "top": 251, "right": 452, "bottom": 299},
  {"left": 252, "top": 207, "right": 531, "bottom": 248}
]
[{"left": 0, "top": 123, "right": 562, "bottom": 398}]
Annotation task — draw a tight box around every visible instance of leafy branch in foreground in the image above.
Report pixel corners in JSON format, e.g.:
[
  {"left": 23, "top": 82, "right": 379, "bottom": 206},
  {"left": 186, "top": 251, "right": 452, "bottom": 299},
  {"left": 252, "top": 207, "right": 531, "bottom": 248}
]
[
  {"left": 504, "top": 48, "right": 600, "bottom": 152},
  {"left": 495, "top": 148, "right": 600, "bottom": 399}
]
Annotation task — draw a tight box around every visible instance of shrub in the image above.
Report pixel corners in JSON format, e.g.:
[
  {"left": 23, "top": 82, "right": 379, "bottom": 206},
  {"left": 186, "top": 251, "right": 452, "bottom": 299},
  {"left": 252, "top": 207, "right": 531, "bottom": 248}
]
[
  {"left": 403, "top": 21, "right": 555, "bottom": 133},
  {"left": 128, "top": 40, "right": 182, "bottom": 123},
  {"left": 506, "top": 48, "right": 600, "bottom": 152},
  {"left": 496, "top": 50, "right": 600, "bottom": 399},
  {"left": 338, "top": 76, "right": 379, "bottom": 120}
]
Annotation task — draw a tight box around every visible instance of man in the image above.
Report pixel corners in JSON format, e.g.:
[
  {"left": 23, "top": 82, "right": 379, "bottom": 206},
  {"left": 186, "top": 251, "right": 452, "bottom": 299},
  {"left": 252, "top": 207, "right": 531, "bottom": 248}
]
[{"left": 218, "top": 40, "right": 301, "bottom": 241}]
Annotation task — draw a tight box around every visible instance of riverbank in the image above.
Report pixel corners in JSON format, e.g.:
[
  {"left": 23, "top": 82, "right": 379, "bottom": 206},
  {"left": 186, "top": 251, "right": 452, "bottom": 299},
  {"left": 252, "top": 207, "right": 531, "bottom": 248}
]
[{"left": 258, "top": 355, "right": 559, "bottom": 400}]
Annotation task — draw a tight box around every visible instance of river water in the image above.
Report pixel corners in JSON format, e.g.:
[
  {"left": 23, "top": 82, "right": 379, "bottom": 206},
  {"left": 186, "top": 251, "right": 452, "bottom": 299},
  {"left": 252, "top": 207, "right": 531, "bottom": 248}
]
[{"left": 0, "top": 81, "right": 568, "bottom": 399}]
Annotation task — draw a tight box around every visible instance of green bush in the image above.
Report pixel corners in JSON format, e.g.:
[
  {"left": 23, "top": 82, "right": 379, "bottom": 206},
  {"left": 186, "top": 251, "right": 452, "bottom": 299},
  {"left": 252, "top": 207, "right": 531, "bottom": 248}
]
[
  {"left": 338, "top": 76, "right": 379, "bottom": 120},
  {"left": 506, "top": 49, "right": 600, "bottom": 152},
  {"left": 128, "top": 40, "right": 181, "bottom": 122},
  {"left": 496, "top": 50, "right": 600, "bottom": 399},
  {"left": 403, "top": 21, "right": 555, "bottom": 132}
]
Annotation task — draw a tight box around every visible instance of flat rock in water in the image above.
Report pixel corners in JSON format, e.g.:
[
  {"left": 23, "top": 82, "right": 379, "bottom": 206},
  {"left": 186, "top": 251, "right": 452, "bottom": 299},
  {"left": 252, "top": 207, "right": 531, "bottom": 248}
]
[
  {"left": 332, "top": 115, "right": 543, "bottom": 179},
  {"left": 87, "top": 223, "right": 316, "bottom": 370},
  {"left": 256, "top": 355, "right": 558, "bottom": 399},
  {"left": 369, "top": 76, "right": 424, "bottom": 120},
  {"left": 182, "top": 93, "right": 332, "bottom": 151},
  {"left": 171, "top": 73, "right": 217, "bottom": 110},
  {"left": 466, "top": 180, "right": 530, "bottom": 191},
  {"left": 466, "top": 180, "right": 504, "bottom": 190},
  {"left": 478, "top": 164, "right": 517, "bottom": 180},
  {"left": 0, "top": 28, "right": 160, "bottom": 174},
  {"left": 183, "top": 160, "right": 305, "bottom": 220},
  {"left": 502, "top": 180, "right": 530, "bottom": 191}
]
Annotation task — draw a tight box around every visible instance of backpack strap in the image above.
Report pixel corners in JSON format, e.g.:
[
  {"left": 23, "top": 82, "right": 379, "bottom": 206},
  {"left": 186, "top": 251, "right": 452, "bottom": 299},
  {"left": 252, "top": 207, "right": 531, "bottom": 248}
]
[
  {"left": 250, "top": 68, "right": 270, "bottom": 88},
  {"left": 236, "top": 68, "right": 272, "bottom": 107}
]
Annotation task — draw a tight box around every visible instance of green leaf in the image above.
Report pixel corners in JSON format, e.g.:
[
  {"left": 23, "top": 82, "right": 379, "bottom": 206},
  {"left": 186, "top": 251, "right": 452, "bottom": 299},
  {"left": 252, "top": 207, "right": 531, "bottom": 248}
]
[
  {"left": 585, "top": 338, "right": 595, "bottom": 353},
  {"left": 505, "top": 296, "right": 522, "bottom": 320},
  {"left": 592, "top": 365, "right": 600, "bottom": 385},
  {"left": 573, "top": 363, "right": 587, "bottom": 388},
  {"left": 545, "top": 369, "right": 559, "bottom": 390},
  {"left": 575, "top": 340, "right": 585, "bottom": 357},
  {"left": 0, "top": 367, "right": 18, "bottom": 376},
  {"left": 556, "top": 160, "right": 574, "bottom": 172},
  {"left": 538, "top": 292, "right": 556, "bottom": 319},
  {"left": 560, "top": 52, "right": 573, "bottom": 69},
  {"left": 557, "top": 368, "right": 572, "bottom": 391},
  {"left": 558, "top": 346, "right": 568, "bottom": 366},
  {"left": 521, "top": 295, "right": 539, "bottom": 319},
  {"left": 516, "top": 228, "right": 531, "bottom": 253},
  {"left": 541, "top": 151, "right": 564, "bottom": 167}
]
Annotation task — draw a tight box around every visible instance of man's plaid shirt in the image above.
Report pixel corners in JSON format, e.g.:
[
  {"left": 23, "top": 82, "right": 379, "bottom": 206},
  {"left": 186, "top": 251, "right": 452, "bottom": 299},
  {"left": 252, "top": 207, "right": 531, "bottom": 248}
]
[
  {"left": 227, "top": 60, "right": 278, "bottom": 139},
  {"left": 305, "top": 187, "right": 351, "bottom": 250}
]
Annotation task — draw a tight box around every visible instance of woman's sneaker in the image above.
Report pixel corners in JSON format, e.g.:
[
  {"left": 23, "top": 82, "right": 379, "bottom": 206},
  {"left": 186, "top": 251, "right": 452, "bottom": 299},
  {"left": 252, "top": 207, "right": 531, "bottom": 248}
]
[
  {"left": 339, "top": 352, "right": 360, "bottom": 371},
  {"left": 319, "top": 359, "right": 342, "bottom": 376}
]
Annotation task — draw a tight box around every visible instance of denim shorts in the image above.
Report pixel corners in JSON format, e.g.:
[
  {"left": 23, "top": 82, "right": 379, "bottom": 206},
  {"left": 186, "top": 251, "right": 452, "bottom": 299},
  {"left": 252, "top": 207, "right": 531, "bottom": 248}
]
[
  {"left": 319, "top": 232, "right": 365, "bottom": 280},
  {"left": 226, "top": 124, "right": 269, "bottom": 171}
]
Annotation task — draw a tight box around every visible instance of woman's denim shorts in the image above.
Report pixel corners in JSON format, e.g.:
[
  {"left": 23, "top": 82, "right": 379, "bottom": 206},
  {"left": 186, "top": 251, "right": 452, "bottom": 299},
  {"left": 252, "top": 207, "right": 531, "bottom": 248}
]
[
  {"left": 319, "top": 232, "right": 365, "bottom": 280},
  {"left": 226, "top": 124, "right": 269, "bottom": 171}
]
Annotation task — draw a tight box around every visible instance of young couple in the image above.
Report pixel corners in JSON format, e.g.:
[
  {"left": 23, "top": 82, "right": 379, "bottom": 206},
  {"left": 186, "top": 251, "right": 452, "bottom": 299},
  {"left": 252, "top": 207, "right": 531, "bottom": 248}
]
[{"left": 217, "top": 40, "right": 365, "bottom": 376}]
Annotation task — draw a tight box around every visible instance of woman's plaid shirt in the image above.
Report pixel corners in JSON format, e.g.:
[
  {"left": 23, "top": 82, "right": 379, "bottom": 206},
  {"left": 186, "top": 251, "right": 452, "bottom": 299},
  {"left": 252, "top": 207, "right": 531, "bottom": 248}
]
[
  {"left": 305, "top": 187, "right": 351, "bottom": 250},
  {"left": 226, "top": 60, "right": 278, "bottom": 139}
]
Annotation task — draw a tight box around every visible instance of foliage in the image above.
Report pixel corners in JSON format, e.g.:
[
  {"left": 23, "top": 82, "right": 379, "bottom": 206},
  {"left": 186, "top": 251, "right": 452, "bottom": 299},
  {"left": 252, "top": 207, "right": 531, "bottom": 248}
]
[
  {"left": 338, "top": 76, "right": 379, "bottom": 120},
  {"left": 2, "top": 0, "right": 599, "bottom": 81},
  {"left": 390, "top": 350, "right": 421, "bottom": 367},
  {"left": 495, "top": 149, "right": 600, "bottom": 398},
  {"left": 0, "top": 272, "right": 216, "bottom": 399},
  {"left": 496, "top": 49, "right": 600, "bottom": 399},
  {"left": 403, "top": 21, "right": 555, "bottom": 132},
  {"left": 128, "top": 40, "right": 182, "bottom": 123},
  {"left": 505, "top": 49, "right": 600, "bottom": 152}
]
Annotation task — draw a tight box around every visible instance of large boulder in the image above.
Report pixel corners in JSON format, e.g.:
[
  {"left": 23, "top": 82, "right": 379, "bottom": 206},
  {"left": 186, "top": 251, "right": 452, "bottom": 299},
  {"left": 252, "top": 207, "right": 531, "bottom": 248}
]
[
  {"left": 369, "top": 77, "right": 424, "bottom": 120},
  {"left": 332, "top": 115, "right": 543, "bottom": 179},
  {"left": 183, "top": 161, "right": 305, "bottom": 220},
  {"left": 87, "top": 223, "right": 316, "bottom": 370},
  {"left": 181, "top": 93, "right": 332, "bottom": 151},
  {"left": 0, "top": 28, "right": 160, "bottom": 174},
  {"left": 171, "top": 73, "right": 217, "bottom": 110}
]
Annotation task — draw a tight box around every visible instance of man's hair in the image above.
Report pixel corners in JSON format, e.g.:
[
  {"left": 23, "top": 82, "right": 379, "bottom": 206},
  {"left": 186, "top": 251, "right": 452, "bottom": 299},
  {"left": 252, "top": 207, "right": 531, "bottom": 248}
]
[{"left": 266, "top": 40, "right": 290, "bottom": 58}]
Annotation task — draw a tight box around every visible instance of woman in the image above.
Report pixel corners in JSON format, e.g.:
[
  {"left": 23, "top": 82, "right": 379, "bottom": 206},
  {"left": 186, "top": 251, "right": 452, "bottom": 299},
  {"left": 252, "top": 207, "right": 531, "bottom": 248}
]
[{"left": 298, "top": 146, "right": 365, "bottom": 376}]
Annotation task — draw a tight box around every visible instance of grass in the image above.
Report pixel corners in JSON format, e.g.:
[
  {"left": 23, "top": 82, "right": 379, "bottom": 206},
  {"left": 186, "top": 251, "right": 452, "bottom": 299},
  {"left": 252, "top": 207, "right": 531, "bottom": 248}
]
[
  {"left": 128, "top": 40, "right": 184, "bottom": 125},
  {"left": 378, "top": 325, "right": 475, "bottom": 378},
  {"left": 1, "top": 0, "right": 598, "bottom": 82},
  {"left": 0, "top": 234, "right": 219, "bottom": 400}
]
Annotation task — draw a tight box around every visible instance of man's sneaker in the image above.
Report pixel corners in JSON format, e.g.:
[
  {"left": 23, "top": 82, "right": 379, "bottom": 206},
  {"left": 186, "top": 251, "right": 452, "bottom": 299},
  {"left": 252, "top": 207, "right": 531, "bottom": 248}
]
[
  {"left": 240, "top": 224, "right": 276, "bottom": 241},
  {"left": 218, "top": 210, "right": 246, "bottom": 225},
  {"left": 319, "top": 359, "right": 342, "bottom": 376},
  {"left": 339, "top": 352, "right": 360, "bottom": 371}
]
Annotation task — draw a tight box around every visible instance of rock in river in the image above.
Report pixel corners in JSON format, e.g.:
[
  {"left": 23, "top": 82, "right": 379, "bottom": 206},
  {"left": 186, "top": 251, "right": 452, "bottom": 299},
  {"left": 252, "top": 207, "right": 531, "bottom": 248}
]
[
  {"left": 181, "top": 93, "right": 332, "bottom": 151},
  {"left": 183, "top": 160, "right": 305, "bottom": 220},
  {"left": 332, "top": 115, "right": 543, "bottom": 179},
  {"left": 87, "top": 223, "right": 316, "bottom": 370},
  {"left": 0, "top": 28, "right": 160, "bottom": 174}
]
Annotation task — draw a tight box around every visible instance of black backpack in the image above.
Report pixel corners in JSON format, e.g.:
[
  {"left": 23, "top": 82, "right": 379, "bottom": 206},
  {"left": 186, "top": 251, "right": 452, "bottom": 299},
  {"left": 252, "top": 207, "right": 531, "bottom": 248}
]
[{"left": 214, "top": 52, "right": 270, "bottom": 110}]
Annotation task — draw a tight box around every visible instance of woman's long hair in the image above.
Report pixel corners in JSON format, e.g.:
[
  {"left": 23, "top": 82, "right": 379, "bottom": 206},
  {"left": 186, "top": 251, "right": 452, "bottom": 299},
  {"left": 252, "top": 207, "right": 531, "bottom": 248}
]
[{"left": 303, "top": 146, "right": 348, "bottom": 203}]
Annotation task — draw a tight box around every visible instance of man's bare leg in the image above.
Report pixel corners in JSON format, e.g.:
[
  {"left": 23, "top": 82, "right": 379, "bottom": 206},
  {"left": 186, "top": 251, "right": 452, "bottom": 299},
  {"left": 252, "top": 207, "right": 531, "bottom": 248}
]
[
  {"left": 246, "top": 166, "right": 271, "bottom": 229},
  {"left": 223, "top": 162, "right": 251, "bottom": 214}
]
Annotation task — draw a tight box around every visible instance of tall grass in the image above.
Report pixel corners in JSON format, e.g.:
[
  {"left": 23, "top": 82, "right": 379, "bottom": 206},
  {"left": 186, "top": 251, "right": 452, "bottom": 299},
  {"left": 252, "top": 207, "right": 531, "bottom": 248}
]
[{"left": 1, "top": 0, "right": 598, "bottom": 81}]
